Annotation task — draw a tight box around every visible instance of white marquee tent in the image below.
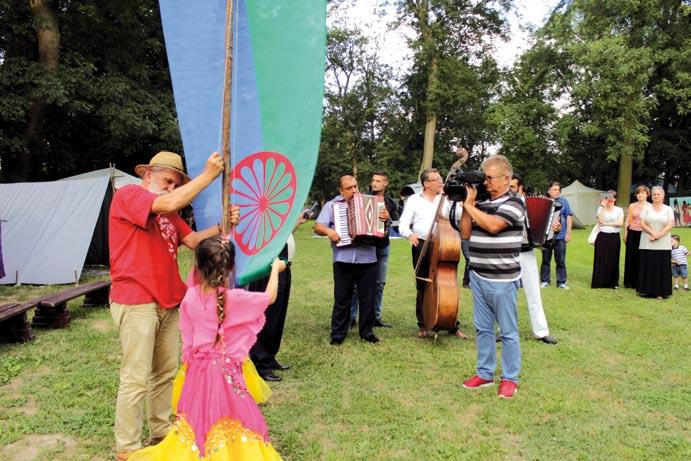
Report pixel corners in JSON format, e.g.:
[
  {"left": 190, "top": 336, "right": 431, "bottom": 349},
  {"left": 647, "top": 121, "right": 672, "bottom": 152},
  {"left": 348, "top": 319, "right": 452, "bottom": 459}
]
[{"left": 561, "top": 180, "right": 604, "bottom": 226}]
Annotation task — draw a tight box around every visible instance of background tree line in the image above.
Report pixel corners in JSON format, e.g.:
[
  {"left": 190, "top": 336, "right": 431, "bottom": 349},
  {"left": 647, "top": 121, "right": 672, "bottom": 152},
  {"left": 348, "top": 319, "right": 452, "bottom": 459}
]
[{"left": 1, "top": 0, "right": 688, "bottom": 208}]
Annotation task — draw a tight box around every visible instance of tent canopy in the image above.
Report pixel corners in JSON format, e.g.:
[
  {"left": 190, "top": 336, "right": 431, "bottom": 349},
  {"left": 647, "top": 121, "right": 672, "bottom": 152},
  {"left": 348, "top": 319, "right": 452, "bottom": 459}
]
[
  {"left": 0, "top": 176, "right": 110, "bottom": 285},
  {"left": 59, "top": 167, "right": 139, "bottom": 189},
  {"left": 0, "top": 167, "right": 138, "bottom": 285},
  {"left": 561, "top": 180, "right": 604, "bottom": 226}
]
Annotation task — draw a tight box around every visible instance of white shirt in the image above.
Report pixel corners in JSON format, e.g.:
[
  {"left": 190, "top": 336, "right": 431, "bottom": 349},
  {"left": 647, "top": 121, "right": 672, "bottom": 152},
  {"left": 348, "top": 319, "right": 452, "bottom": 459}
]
[
  {"left": 639, "top": 205, "right": 673, "bottom": 251},
  {"left": 286, "top": 234, "right": 296, "bottom": 262},
  {"left": 596, "top": 206, "right": 624, "bottom": 233},
  {"left": 398, "top": 192, "right": 461, "bottom": 240}
]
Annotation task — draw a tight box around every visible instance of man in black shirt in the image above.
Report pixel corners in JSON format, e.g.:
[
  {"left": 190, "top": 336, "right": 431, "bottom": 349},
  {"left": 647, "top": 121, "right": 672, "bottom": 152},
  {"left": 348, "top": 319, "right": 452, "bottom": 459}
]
[{"left": 350, "top": 172, "right": 399, "bottom": 328}]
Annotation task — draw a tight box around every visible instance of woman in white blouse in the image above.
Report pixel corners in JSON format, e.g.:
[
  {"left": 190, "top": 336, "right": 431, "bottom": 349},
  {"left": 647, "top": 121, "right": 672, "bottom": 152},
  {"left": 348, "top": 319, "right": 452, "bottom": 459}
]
[
  {"left": 591, "top": 190, "right": 624, "bottom": 288},
  {"left": 638, "top": 186, "right": 675, "bottom": 298}
]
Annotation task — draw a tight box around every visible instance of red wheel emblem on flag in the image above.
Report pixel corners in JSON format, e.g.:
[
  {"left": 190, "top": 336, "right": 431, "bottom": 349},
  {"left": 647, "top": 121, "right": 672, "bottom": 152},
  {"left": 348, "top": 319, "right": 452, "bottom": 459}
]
[{"left": 230, "top": 152, "right": 296, "bottom": 255}]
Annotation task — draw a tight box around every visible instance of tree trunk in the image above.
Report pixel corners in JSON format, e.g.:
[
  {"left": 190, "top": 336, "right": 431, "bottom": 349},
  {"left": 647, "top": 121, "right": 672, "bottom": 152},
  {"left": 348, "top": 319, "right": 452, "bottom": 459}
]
[
  {"left": 21, "top": 0, "right": 60, "bottom": 180},
  {"left": 416, "top": 0, "right": 437, "bottom": 175},
  {"left": 421, "top": 112, "right": 437, "bottom": 173},
  {"left": 617, "top": 121, "right": 634, "bottom": 210},
  {"left": 29, "top": 0, "right": 60, "bottom": 72}
]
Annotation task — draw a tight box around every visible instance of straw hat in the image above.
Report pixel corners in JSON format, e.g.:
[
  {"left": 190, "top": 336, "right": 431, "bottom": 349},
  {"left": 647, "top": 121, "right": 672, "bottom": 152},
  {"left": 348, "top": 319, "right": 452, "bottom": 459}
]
[{"left": 135, "top": 151, "right": 190, "bottom": 184}]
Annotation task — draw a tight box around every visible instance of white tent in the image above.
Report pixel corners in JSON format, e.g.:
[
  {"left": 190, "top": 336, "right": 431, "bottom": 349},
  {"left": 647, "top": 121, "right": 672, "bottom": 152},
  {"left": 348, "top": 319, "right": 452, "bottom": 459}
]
[
  {"left": 60, "top": 167, "right": 139, "bottom": 189},
  {"left": 561, "top": 180, "right": 604, "bottom": 226},
  {"left": 0, "top": 167, "right": 139, "bottom": 285},
  {"left": 0, "top": 176, "right": 110, "bottom": 284},
  {"left": 59, "top": 168, "right": 141, "bottom": 267}
]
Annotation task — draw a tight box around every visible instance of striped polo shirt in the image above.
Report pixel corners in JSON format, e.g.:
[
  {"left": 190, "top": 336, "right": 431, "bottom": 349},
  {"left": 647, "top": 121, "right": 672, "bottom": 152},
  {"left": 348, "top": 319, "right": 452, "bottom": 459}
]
[
  {"left": 469, "top": 191, "right": 525, "bottom": 282},
  {"left": 672, "top": 245, "right": 688, "bottom": 266}
]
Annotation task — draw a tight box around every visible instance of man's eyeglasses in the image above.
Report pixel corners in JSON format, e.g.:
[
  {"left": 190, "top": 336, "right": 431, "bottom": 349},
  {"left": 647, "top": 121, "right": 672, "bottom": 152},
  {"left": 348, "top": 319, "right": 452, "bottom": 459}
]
[{"left": 484, "top": 175, "right": 507, "bottom": 183}]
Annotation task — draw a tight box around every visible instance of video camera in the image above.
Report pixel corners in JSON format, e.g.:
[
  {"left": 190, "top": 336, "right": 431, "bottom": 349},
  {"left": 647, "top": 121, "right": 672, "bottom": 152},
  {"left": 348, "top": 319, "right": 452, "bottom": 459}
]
[{"left": 443, "top": 169, "right": 489, "bottom": 203}]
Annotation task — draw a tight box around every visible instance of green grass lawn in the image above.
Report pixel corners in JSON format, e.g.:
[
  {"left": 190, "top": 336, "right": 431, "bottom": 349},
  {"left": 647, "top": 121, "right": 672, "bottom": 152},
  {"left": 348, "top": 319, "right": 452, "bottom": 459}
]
[{"left": 1, "top": 227, "right": 689, "bottom": 460}]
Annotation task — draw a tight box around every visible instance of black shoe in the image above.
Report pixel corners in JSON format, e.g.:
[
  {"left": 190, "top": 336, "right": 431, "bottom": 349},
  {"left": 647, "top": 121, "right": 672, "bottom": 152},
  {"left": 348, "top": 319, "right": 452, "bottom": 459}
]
[
  {"left": 374, "top": 319, "right": 392, "bottom": 328},
  {"left": 330, "top": 338, "right": 343, "bottom": 346},
  {"left": 349, "top": 318, "right": 356, "bottom": 329},
  {"left": 272, "top": 361, "right": 290, "bottom": 371},
  {"left": 362, "top": 334, "right": 380, "bottom": 343},
  {"left": 538, "top": 335, "right": 558, "bottom": 345},
  {"left": 259, "top": 371, "right": 282, "bottom": 382}
]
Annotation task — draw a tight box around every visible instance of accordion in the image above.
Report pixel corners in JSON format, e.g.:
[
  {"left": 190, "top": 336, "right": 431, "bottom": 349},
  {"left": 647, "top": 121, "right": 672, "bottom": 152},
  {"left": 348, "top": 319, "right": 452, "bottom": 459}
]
[
  {"left": 524, "top": 196, "right": 563, "bottom": 248},
  {"left": 333, "top": 193, "right": 386, "bottom": 246}
]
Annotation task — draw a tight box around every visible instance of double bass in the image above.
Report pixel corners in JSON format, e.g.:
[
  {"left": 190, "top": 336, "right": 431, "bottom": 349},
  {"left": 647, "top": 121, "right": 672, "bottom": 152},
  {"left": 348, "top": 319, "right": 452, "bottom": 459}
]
[{"left": 414, "top": 148, "right": 468, "bottom": 336}]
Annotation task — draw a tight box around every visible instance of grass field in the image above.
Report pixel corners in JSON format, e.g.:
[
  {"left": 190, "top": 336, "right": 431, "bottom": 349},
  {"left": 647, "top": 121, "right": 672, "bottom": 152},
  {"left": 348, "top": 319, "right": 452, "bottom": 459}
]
[{"left": 1, "top": 227, "right": 689, "bottom": 460}]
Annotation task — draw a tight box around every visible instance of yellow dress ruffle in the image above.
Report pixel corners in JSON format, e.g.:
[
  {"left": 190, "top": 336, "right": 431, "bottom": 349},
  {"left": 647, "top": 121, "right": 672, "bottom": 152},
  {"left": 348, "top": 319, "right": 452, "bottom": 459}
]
[
  {"left": 128, "top": 416, "right": 282, "bottom": 461},
  {"left": 171, "top": 362, "right": 187, "bottom": 415},
  {"left": 172, "top": 359, "right": 271, "bottom": 414},
  {"left": 242, "top": 358, "right": 273, "bottom": 404}
]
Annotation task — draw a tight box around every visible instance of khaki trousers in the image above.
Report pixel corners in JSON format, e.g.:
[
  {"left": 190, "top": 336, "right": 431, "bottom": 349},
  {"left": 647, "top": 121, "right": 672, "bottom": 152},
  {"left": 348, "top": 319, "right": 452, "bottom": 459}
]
[{"left": 110, "top": 301, "right": 179, "bottom": 453}]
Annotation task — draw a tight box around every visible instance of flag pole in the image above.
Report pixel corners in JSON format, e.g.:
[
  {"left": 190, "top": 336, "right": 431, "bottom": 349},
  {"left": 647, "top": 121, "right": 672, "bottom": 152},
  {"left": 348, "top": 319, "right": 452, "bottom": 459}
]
[{"left": 220, "top": 0, "right": 234, "bottom": 234}]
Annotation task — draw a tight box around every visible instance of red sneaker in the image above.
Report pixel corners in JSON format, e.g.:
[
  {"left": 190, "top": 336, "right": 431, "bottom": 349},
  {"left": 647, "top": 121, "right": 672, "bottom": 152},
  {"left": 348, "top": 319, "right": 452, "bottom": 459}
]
[
  {"left": 497, "top": 380, "right": 518, "bottom": 398},
  {"left": 462, "top": 375, "right": 494, "bottom": 389}
]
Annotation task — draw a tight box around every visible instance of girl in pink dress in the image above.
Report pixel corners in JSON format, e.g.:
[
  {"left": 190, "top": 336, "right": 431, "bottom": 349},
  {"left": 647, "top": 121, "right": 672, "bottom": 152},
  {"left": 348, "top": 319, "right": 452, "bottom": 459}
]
[{"left": 129, "top": 235, "right": 285, "bottom": 461}]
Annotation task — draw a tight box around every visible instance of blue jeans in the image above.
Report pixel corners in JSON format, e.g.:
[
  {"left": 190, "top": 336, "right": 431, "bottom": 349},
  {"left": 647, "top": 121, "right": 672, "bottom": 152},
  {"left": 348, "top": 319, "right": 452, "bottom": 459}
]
[
  {"left": 469, "top": 271, "right": 521, "bottom": 382},
  {"left": 540, "top": 239, "right": 567, "bottom": 285},
  {"left": 673, "top": 264, "right": 687, "bottom": 278},
  {"left": 351, "top": 245, "right": 389, "bottom": 320}
]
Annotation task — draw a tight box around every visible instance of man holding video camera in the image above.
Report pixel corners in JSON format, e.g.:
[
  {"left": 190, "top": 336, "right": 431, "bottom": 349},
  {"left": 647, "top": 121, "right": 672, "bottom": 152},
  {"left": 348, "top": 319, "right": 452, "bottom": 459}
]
[{"left": 459, "top": 154, "right": 524, "bottom": 398}]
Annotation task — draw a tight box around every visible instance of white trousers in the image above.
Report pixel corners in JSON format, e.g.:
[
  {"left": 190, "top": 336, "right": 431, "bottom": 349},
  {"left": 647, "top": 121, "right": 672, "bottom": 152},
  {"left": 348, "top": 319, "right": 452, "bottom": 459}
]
[{"left": 520, "top": 250, "right": 550, "bottom": 338}]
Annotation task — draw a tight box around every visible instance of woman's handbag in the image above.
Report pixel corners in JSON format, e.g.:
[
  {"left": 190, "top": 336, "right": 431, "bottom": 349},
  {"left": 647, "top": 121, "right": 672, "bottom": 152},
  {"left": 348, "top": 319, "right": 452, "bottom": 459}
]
[{"left": 587, "top": 223, "right": 600, "bottom": 245}]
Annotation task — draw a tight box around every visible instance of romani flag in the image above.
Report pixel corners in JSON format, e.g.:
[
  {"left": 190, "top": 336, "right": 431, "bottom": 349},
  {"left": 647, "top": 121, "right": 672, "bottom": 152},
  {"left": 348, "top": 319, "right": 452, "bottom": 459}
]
[{"left": 159, "top": 0, "right": 326, "bottom": 285}]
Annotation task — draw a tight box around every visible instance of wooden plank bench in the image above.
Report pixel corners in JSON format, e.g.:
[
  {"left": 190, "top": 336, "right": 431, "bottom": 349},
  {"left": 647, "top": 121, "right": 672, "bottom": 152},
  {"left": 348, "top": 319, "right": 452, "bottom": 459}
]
[
  {"left": 0, "top": 301, "right": 40, "bottom": 343},
  {"left": 32, "top": 280, "right": 111, "bottom": 329}
]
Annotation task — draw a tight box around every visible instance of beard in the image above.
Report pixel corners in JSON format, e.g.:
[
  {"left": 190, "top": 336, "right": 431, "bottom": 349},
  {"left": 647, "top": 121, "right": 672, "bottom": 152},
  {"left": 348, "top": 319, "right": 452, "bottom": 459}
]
[{"left": 147, "top": 183, "right": 168, "bottom": 196}]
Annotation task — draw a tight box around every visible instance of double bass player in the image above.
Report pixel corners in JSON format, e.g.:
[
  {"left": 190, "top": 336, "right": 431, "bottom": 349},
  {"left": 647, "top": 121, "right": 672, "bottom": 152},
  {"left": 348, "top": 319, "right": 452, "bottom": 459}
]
[{"left": 398, "top": 168, "right": 467, "bottom": 339}]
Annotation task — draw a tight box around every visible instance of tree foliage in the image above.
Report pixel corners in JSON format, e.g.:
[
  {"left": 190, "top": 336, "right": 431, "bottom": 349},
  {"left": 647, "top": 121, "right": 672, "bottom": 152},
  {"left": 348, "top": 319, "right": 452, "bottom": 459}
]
[
  {"left": 392, "top": 0, "right": 510, "bottom": 173},
  {"left": 0, "top": 0, "right": 180, "bottom": 182},
  {"left": 314, "top": 25, "right": 400, "bottom": 202},
  {"left": 494, "top": 0, "right": 690, "bottom": 202},
  {"left": 2, "top": 0, "right": 687, "bottom": 207}
]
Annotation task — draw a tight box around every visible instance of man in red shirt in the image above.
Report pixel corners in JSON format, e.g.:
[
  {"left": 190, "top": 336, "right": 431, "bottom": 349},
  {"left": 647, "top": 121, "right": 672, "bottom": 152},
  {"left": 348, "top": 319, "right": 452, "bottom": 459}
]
[{"left": 109, "top": 150, "right": 236, "bottom": 459}]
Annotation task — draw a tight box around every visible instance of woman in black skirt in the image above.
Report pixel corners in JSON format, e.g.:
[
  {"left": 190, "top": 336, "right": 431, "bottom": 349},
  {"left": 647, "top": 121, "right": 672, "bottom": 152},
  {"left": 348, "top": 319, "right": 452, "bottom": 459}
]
[
  {"left": 638, "top": 186, "right": 675, "bottom": 299},
  {"left": 623, "top": 185, "right": 650, "bottom": 289},
  {"left": 592, "top": 190, "right": 624, "bottom": 288}
]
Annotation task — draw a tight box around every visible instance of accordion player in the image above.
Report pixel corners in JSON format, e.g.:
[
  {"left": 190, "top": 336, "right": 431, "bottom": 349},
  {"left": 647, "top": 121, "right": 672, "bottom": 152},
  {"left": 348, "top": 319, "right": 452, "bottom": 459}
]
[
  {"left": 333, "top": 193, "right": 386, "bottom": 246},
  {"left": 523, "top": 196, "right": 563, "bottom": 249}
]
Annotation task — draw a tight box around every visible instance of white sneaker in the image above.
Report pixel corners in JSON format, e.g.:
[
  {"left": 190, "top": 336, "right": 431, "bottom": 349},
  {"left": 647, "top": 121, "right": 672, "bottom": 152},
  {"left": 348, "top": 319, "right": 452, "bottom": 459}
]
[
  {"left": 540, "top": 282, "right": 549, "bottom": 288},
  {"left": 557, "top": 283, "right": 569, "bottom": 290}
]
